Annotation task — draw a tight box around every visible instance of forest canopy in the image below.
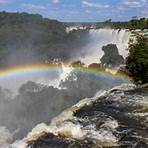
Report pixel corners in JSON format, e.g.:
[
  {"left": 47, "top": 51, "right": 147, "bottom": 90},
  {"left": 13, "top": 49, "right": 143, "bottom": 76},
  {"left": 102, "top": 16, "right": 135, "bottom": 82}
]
[
  {"left": 126, "top": 35, "right": 148, "bottom": 84},
  {"left": 96, "top": 18, "right": 148, "bottom": 29},
  {"left": 0, "top": 12, "right": 90, "bottom": 66}
]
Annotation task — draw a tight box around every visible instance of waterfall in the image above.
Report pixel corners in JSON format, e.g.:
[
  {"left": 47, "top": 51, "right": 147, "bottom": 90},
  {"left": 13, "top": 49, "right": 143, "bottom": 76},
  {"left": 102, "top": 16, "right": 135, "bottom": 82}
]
[{"left": 78, "top": 29, "right": 131, "bottom": 65}]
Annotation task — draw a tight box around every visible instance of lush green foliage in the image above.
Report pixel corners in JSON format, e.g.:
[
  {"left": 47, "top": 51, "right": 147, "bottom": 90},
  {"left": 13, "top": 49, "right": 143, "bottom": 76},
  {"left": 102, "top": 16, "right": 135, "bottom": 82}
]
[
  {"left": 126, "top": 36, "right": 148, "bottom": 84},
  {"left": 0, "top": 12, "right": 66, "bottom": 47},
  {"left": 0, "top": 12, "right": 90, "bottom": 66},
  {"left": 96, "top": 18, "right": 148, "bottom": 29}
]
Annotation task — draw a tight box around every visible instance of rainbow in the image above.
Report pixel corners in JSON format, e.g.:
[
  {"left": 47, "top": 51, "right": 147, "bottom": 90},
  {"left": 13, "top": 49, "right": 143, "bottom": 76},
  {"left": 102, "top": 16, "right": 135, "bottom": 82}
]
[
  {"left": 0, "top": 63, "right": 131, "bottom": 81},
  {"left": 0, "top": 64, "right": 62, "bottom": 80}
]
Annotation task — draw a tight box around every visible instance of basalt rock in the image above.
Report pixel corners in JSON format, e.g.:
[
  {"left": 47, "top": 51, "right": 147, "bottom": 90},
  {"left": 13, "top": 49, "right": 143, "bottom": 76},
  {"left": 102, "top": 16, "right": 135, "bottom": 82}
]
[{"left": 100, "top": 44, "right": 124, "bottom": 67}]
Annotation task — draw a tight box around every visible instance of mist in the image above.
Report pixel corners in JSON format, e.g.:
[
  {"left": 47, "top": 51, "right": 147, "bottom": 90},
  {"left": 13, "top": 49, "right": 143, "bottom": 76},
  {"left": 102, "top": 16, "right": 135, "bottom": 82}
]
[
  {"left": 74, "top": 29, "right": 130, "bottom": 65},
  {"left": 0, "top": 67, "right": 129, "bottom": 141}
]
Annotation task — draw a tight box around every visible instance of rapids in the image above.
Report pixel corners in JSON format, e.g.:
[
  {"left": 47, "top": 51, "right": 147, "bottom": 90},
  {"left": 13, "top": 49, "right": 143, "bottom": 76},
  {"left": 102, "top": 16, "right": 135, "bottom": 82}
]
[{"left": 11, "top": 84, "right": 148, "bottom": 148}]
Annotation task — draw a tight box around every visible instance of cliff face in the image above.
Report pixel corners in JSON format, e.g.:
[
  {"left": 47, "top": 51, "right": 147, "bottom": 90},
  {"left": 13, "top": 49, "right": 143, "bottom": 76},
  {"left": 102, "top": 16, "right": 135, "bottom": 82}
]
[{"left": 23, "top": 84, "right": 148, "bottom": 148}]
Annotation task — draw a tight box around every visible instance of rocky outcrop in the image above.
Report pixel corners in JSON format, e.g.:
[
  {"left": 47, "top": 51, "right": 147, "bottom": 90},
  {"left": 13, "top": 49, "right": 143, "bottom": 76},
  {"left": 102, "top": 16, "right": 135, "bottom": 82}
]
[{"left": 100, "top": 44, "right": 124, "bottom": 67}]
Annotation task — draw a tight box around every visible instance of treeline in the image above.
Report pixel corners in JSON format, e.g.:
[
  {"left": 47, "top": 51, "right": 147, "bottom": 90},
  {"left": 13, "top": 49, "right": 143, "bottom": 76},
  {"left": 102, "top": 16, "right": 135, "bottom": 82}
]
[
  {"left": 0, "top": 12, "right": 90, "bottom": 66},
  {"left": 96, "top": 18, "right": 148, "bottom": 30},
  {"left": 0, "top": 12, "right": 66, "bottom": 49}
]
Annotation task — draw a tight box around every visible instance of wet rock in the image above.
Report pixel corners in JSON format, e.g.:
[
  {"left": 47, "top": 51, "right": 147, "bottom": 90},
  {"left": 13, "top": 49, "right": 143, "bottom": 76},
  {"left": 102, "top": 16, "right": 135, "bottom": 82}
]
[
  {"left": 100, "top": 44, "right": 124, "bottom": 67},
  {"left": 26, "top": 84, "right": 148, "bottom": 148}
]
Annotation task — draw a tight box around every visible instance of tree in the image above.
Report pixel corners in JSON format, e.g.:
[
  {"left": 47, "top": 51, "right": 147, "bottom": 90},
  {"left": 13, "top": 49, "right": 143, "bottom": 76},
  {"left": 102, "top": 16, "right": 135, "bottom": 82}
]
[{"left": 126, "top": 36, "right": 148, "bottom": 84}]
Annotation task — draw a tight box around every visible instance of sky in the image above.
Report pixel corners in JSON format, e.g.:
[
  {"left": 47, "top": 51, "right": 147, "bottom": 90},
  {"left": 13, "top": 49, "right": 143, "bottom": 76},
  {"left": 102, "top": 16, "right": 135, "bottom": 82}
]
[{"left": 0, "top": 0, "right": 147, "bottom": 22}]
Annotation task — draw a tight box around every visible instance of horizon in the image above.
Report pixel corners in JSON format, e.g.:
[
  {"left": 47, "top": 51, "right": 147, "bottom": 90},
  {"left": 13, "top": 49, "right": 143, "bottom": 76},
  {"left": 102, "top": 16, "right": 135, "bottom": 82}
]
[
  {"left": 1, "top": 11, "right": 142, "bottom": 23},
  {"left": 0, "top": 0, "right": 147, "bottom": 22}
]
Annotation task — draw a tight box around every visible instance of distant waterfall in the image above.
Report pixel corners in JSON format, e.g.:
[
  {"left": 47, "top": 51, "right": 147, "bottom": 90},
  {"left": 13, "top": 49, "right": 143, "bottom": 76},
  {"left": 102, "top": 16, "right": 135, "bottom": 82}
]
[{"left": 78, "top": 29, "right": 131, "bottom": 65}]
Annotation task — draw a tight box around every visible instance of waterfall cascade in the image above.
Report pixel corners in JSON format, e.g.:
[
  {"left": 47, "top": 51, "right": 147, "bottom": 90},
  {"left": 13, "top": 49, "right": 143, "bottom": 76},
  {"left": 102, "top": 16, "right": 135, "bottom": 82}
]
[
  {"left": 75, "top": 29, "right": 131, "bottom": 65},
  {"left": 11, "top": 84, "right": 148, "bottom": 148}
]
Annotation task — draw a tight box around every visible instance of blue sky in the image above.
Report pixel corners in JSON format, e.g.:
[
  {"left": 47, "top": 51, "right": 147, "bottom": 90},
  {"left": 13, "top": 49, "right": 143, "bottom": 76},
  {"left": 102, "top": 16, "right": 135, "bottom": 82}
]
[{"left": 0, "top": 0, "right": 147, "bottom": 22}]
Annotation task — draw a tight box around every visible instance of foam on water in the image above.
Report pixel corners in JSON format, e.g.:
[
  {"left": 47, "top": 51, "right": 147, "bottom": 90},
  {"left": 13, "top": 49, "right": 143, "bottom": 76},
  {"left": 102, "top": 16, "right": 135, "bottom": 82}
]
[
  {"left": 50, "top": 90, "right": 107, "bottom": 126},
  {"left": 11, "top": 90, "right": 117, "bottom": 147},
  {"left": 9, "top": 84, "right": 148, "bottom": 147},
  {"left": 18, "top": 118, "right": 118, "bottom": 147}
]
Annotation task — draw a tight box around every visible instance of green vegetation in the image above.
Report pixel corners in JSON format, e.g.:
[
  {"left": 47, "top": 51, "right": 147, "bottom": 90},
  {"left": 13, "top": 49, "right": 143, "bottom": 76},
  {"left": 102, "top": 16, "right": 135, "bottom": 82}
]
[
  {"left": 0, "top": 12, "right": 89, "bottom": 66},
  {"left": 96, "top": 18, "right": 148, "bottom": 29},
  {"left": 126, "top": 35, "right": 148, "bottom": 84},
  {"left": 0, "top": 12, "right": 66, "bottom": 48}
]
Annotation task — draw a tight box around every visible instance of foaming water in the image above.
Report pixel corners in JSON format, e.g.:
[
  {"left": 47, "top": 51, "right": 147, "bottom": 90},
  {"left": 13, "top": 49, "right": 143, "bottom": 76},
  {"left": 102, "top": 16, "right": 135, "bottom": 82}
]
[
  {"left": 76, "top": 29, "right": 130, "bottom": 65},
  {"left": 16, "top": 84, "right": 148, "bottom": 148}
]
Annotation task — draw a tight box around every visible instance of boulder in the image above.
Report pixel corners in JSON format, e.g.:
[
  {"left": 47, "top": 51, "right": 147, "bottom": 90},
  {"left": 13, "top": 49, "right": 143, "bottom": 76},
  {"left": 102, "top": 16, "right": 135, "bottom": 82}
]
[{"left": 100, "top": 44, "right": 124, "bottom": 67}]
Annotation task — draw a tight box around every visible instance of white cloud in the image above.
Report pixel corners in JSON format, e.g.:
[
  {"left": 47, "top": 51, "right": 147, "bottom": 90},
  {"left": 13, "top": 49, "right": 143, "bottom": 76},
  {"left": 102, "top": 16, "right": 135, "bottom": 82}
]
[
  {"left": 51, "top": 0, "right": 60, "bottom": 4},
  {"left": 141, "top": 0, "right": 147, "bottom": 3},
  {"left": 122, "top": 0, "right": 145, "bottom": 8},
  {"left": 22, "top": 4, "right": 46, "bottom": 10},
  {"left": 82, "top": 1, "right": 110, "bottom": 8}
]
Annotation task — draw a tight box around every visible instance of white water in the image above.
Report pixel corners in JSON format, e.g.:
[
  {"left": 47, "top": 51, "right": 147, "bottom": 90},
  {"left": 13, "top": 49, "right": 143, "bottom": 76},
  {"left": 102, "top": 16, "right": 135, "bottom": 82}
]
[
  {"left": 13, "top": 84, "right": 136, "bottom": 147},
  {"left": 10, "top": 90, "right": 116, "bottom": 148},
  {"left": 12, "top": 85, "right": 134, "bottom": 148},
  {"left": 76, "top": 29, "right": 130, "bottom": 65},
  {"left": 6, "top": 83, "right": 148, "bottom": 148}
]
